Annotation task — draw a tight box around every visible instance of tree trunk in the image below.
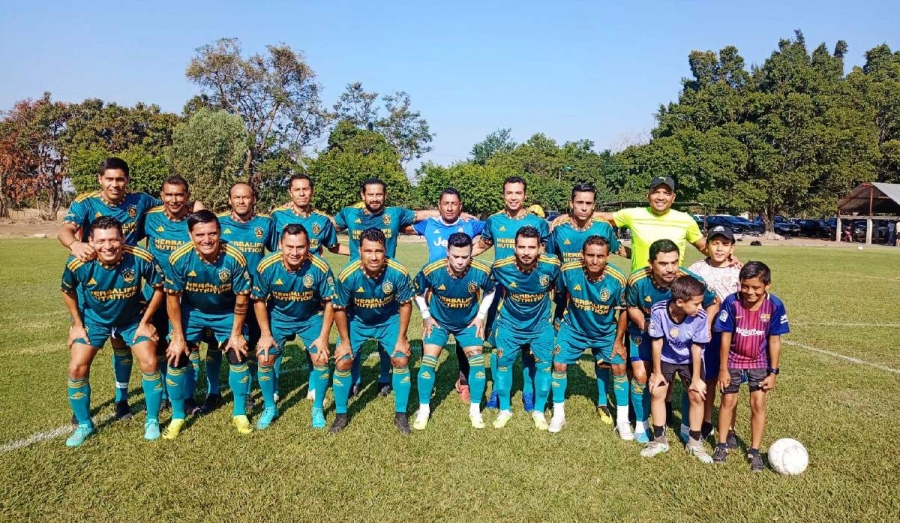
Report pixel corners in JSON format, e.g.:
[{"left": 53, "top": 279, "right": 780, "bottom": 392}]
[{"left": 765, "top": 206, "right": 777, "bottom": 239}]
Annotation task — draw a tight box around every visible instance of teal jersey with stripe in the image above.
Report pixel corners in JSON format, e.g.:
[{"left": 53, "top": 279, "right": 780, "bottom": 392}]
[
  {"left": 491, "top": 254, "right": 560, "bottom": 332},
  {"left": 334, "top": 206, "right": 416, "bottom": 260},
  {"left": 64, "top": 191, "right": 161, "bottom": 244},
  {"left": 218, "top": 213, "right": 277, "bottom": 280},
  {"left": 61, "top": 246, "right": 164, "bottom": 325},
  {"left": 270, "top": 206, "right": 338, "bottom": 255},
  {"left": 413, "top": 259, "right": 495, "bottom": 331},
  {"left": 549, "top": 218, "right": 620, "bottom": 264},
  {"left": 481, "top": 211, "right": 550, "bottom": 260},
  {"left": 142, "top": 206, "right": 190, "bottom": 273},
  {"left": 334, "top": 259, "right": 414, "bottom": 325},
  {"left": 252, "top": 253, "right": 336, "bottom": 323},
  {"left": 165, "top": 241, "right": 252, "bottom": 314},
  {"left": 557, "top": 262, "right": 627, "bottom": 339},
  {"left": 625, "top": 266, "right": 716, "bottom": 334}
]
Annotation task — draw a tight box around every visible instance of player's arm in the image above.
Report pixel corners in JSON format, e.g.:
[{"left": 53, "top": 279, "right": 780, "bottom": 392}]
[
  {"left": 166, "top": 292, "right": 188, "bottom": 365},
  {"left": 228, "top": 294, "right": 250, "bottom": 358},
  {"left": 332, "top": 307, "right": 351, "bottom": 362},
  {"left": 689, "top": 342, "right": 707, "bottom": 399},
  {"left": 613, "top": 308, "right": 628, "bottom": 359},
  {"left": 472, "top": 236, "right": 493, "bottom": 256},
  {"left": 617, "top": 245, "right": 631, "bottom": 258},
  {"left": 762, "top": 335, "right": 782, "bottom": 391},
  {"left": 704, "top": 298, "right": 720, "bottom": 337},
  {"left": 311, "top": 301, "right": 334, "bottom": 365},
  {"left": 468, "top": 288, "right": 495, "bottom": 339},
  {"left": 627, "top": 307, "right": 647, "bottom": 332},
  {"left": 402, "top": 225, "right": 417, "bottom": 235},
  {"left": 253, "top": 298, "right": 277, "bottom": 365},
  {"left": 58, "top": 222, "right": 96, "bottom": 262},
  {"left": 415, "top": 294, "right": 440, "bottom": 338},
  {"left": 395, "top": 301, "right": 412, "bottom": 357},
  {"left": 136, "top": 288, "right": 165, "bottom": 342},
  {"left": 61, "top": 290, "right": 88, "bottom": 348},
  {"left": 717, "top": 331, "right": 733, "bottom": 392},
  {"left": 327, "top": 244, "right": 351, "bottom": 256}
]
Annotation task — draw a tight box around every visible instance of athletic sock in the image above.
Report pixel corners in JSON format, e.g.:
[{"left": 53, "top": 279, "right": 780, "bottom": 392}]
[
  {"left": 630, "top": 378, "right": 648, "bottom": 425},
  {"left": 635, "top": 420, "right": 649, "bottom": 435},
  {"left": 350, "top": 354, "right": 362, "bottom": 387},
  {"left": 689, "top": 429, "right": 702, "bottom": 440},
  {"left": 521, "top": 349, "right": 536, "bottom": 395},
  {"left": 553, "top": 402, "right": 565, "bottom": 418},
  {"left": 187, "top": 350, "right": 201, "bottom": 397},
  {"left": 166, "top": 365, "right": 187, "bottom": 420},
  {"left": 653, "top": 424, "right": 666, "bottom": 439},
  {"left": 157, "top": 354, "right": 168, "bottom": 402},
  {"left": 497, "top": 364, "right": 513, "bottom": 411},
  {"left": 701, "top": 421, "right": 714, "bottom": 439},
  {"left": 469, "top": 403, "right": 481, "bottom": 416},
  {"left": 258, "top": 363, "right": 276, "bottom": 409},
  {"left": 613, "top": 373, "right": 629, "bottom": 411},
  {"left": 392, "top": 366, "right": 412, "bottom": 413},
  {"left": 417, "top": 355, "right": 439, "bottom": 406},
  {"left": 595, "top": 365, "right": 610, "bottom": 406},
  {"left": 141, "top": 371, "right": 163, "bottom": 421},
  {"left": 205, "top": 349, "right": 223, "bottom": 395},
  {"left": 378, "top": 348, "right": 392, "bottom": 384},
  {"left": 551, "top": 370, "right": 568, "bottom": 404},
  {"left": 467, "top": 353, "right": 486, "bottom": 405},
  {"left": 312, "top": 365, "right": 329, "bottom": 410},
  {"left": 489, "top": 349, "right": 499, "bottom": 385},
  {"left": 617, "top": 406, "right": 630, "bottom": 426},
  {"left": 68, "top": 377, "right": 92, "bottom": 425},
  {"left": 229, "top": 363, "right": 250, "bottom": 416},
  {"left": 333, "top": 369, "right": 352, "bottom": 414},
  {"left": 112, "top": 348, "right": 132, "bottom": 402},
  {"left": 273, "top": 352, "right": 284, "bottom": 396},
  {"left": 534, "top": 362, "right": 551, "bottom": 412},
  {"left": 247, "top": 359, "right": 258, "bottom": 393}
]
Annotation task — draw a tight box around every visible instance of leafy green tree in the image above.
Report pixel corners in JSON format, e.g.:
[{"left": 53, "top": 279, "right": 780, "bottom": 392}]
[
  {"left": 470, "top": 128, "right": 517, "bottom": 165},
  {"left": 413, "top": 162, "right": 509, "bottom": 217},
  {"left": 68, "top": 146, "right": 169, "bottom": 196},
  {"left": 61, "top": 99, "right": 181, "bottom": 156}
]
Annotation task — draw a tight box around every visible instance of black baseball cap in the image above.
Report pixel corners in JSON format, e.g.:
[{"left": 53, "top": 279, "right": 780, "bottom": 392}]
[
  {"left": 707, "top": 225, "right": 735, "bottom": 243},
  {"left": 649, "top": 176, "right": 676, "bottom": 191}
]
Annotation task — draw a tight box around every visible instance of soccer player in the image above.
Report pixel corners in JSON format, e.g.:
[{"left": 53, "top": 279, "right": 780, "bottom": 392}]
[
  {"left": 271, "top": 174, "right": 343, "bottom": 256},
  {"left": 473, "top": 176, "right": 550, "bottom": 412},
  {"left": 641, "top": 275, "right": 714, "bottom": 463},
  {"left": 163, "top": 210, "right": 253, "bottom": 438},
  {"left": 252, "top": 224, "right": 337, "bottom": 429},
  {"left": 489, "top": 226, "right": 560, "bottom": 430},
  {"left": 412, "top": 232, "right": 496, "bottom": 430},
  {"left": 713, "top": 262, "right": 789, "bottom": 471},
  {"left": 549, "top": 236, "right": 628, "bottom": 433},
  {"left": 405, "top": 187, "right": 486, "bottom": 403},
  {"left": 548, "top": 183, "right": 626, "bottom": 264},
  {"left": 61, "top": 217, "right": 165, "bottom": 446},
  {"left": 330, "top": 228, "right": 415, "bottom": 434},
  {"left": 625, "top": 239, "right": 717, "bottom": 443}
]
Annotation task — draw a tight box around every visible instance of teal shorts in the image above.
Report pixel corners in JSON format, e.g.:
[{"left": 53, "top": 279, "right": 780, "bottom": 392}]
[
  {"left": 554, "top": 321, "right": 622, "bottom": 365},
  {"left": 76, "top": 316, "right": 151, "bottom": 349},
  {"left": 493, "top": 323, "right": 555, "bottom": 367},
  {"left": 177, "top": 308, "right": 247, "bottom": 345},
  {"left": 268, "top": 317, "right": 325, "bottom": 356},
  {"left": 347, "top": 320, "right": 404, "bottom": 359},
  {"left": 628, "top": 329, "right": 651, "bottom": 362},
  {"left": 423, "top": 324, "right": 483, "bottom": 350}
]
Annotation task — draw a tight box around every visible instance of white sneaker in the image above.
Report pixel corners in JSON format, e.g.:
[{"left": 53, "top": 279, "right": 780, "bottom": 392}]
[
  {"left": 413, "top": 408, "right": 430, "bottom": 430},
  {"left": 532, "top": 411, "right": 548, "bottom": 431},
  {"left": 548, "top": 414, "right": 566, "bottom": 433},
  {"left": 493, "top": 410, "right": 513, "bottom": 429},
  {"left": 469, "top": 412, "right": 485, "bottom": 429},
  {"left": 615, "top": 421, "right": 635, "bottom": 441}
]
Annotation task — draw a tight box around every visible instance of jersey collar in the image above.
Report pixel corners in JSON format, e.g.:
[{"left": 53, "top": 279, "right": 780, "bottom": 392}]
[
  {"left": 582, "top": 264, "right": 606, "bottom": 283},
  {"left": 281, "top": 255, "right": 309, "bottom": 273},
  {"left": 98, "top": 191, "right": 129, "bottom": 207},
  {"left": 230, "top": 211, "right": 255, "bottom": 224},
  {"left": 288, "top": 204, "right": 313, "bottom": 218},
  {"left": 195, "top": 242, "right": 225, "bottom": 264},
  {"left": 363, "top": 262, "right": 386, "bottom": 280},
  {"left": 97, "top": 253, "right": 124, "bottom": 269}
]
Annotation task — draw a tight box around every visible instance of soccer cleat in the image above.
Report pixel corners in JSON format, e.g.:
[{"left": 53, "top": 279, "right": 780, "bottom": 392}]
[
  {"left": 469, "top": 412, "right": 486, "bottom": 429},
  {"left": 66, "top": 423, "right": 95, "bottom": 448},
  {"left": 311, "top": 407, "right": 326, "bottom": 429},
  {"left": 486, "top": 390, "right": 499, "bottom": 409},
  {"left": 144, "top": 419, "right": 161, "bottom": 441},
  {"left": 492, "top": 410, "right": 513, "bottom": 429},
  {"left": 748, "top": 451, "right": 765, "bottom": 472},
  {"left": 184, "top": 398, "right": 202, "bottom": 417},
  {"left": 162, "top": 419, "right": 185, "bottom": 440},
  {"left": 640, "top": 440, "right": 670, "bottom": 458},
  {"left": 412, "top": 408, "right": 429, "bottom": 431},
  {"left": 199, "top": 393, "right": 223, "bottom": 415},
  {"left": 686, "top": 439, "right": 714, "bottom": 464},
  {"left": 394, "top": 413, "right": 411, "bottom": 435},
  {"left": 232, "top": 415, "right": 253, "bottom": 435},
  {"left": 635, "top": 430, "right": 651, "bottom": 444},
  {"left": 713, "top": 445, "right": 729, "bottom": 464},
  {"left": 349, "top": 384, "right": 361, "bottom": 399},
  {"left": 522, "top": 392, "right": 535, "bottom": 413},
  {"left": 306, "top": 387, "right": 315, "bottom": 401},
  {"left": 329, "top": 413, "right": 349, "bottom": 434},
  {"left": 726, "top": 430, "right": 738, "bottom": 449},
  {"left": 256, "top": 407, "right": 278, "bottom": 430},
  {"left": 115, "top": 400, "right": 133, "bottom": 421},
  {"left": 615, "top": 422, "right": 635, "bottom": 441},
  {"left": 378, "top": 382, "right": 393, "bottom": 397},
  {"left": 595, "top": 405, "right": 613, "bottom": 425},
  {"left": 455, "top": 380, "right": 471, "bottom": 403},
  {"left": 532, "top": 412, "right": 549, "bottom": 431},
  {"left": 548, "top": 414, "right": 566, "bottom": 433}
]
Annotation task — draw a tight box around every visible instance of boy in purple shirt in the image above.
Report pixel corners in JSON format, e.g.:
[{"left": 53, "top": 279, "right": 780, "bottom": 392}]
[
  {"left": 641, "top": 275, "right": 714, "bottom": 463},
  {"left": 712, "top": 261, "right": 790, "bottom": 471}
]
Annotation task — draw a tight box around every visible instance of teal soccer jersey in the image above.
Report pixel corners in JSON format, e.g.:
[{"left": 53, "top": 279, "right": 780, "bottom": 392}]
[
  {"left": 64, "top": 191, "right": 161, "bottom": 244},
  {"left": 625, "top": 266, "right": 716, "bottom": 337},
  {"left": 333, "top": 259, "right": 414, "bottom": 325},
  {"left": 557, "top": 261, "right": 627, "bottom": 340},
  {"left": 481, "top": 211, "right": 550, "bottom": 260},
  {"left": 334, "top": 206, "right": 416, "bottom": 260},
  {"left": 143, "top": 206, "right": 190, "bottom": 273},
  {"left": 165, "top": 242, "right": 252, "bottom": 314},
  {"left": 271, "top": 206, "right": 338, "bottom": 255},
  {"left": 218, "top": 213, "right": 277, "bottom": 279},
  {"left": 549, "top": 219, "right": 620, "bottom": 264},
  {"left": 491, "top": 254, "right": 560, "bottom": 333},
  {"left": 413, "top": 259, "right": 494, "bottom": 331},
  {"left": 61, "top": 246, "right": 164, "bottom": 326},
  {"left": 252, "top": 253, "right": 336, "bottom": 324}
]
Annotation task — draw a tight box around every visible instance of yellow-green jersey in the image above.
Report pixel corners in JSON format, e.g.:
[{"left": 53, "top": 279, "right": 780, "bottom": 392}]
[{"left": 612, "top": 207, "right": 702, "bottom": 273}]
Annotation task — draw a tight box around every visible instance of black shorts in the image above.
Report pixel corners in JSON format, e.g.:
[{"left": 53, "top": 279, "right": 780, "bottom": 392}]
[
  {"left": 661, "top": 361, "right": 692, "bottom": 386},
  {"left": 723, "top": 368, "right": 767, "bottom": 394}
]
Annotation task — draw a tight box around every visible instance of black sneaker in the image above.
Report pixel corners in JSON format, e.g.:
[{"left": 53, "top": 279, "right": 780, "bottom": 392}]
[
  {"left": 329, "top": 413, "right": 349, "bottom": 434},
  {"left": 726, "top": 430, "right": 738, "bottom": 449},
  {"left": 713, "top": 445, "right": 728, "bottom": 464},
  {"left": 349, "top": 383, "right": 361, "bottom": 398},
  {"left": 378, "top": 382, "right": 392, "bottom": 397},
  {"left": 200, "top": 393, "right": 222, "bottom": 415},
  {"left": 748, "top": 451, "right": 765, "bottom": 472},
  {"left": 394, "top": 413, "right": 411, "bottom": 435},
  {"left": 185, "top": 398, "right": 202, "bottom": 417},
  {"left": 115, "top": 400, "right": 133, "bottom": 421}
]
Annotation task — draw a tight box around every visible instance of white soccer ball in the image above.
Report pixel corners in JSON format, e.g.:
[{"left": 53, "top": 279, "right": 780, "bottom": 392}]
[
  {"left": 768, "top": 438, "right": 809, "bottom": 475},
  {"left": 858, "top": 246, "right": 863, "bottom": 250}
]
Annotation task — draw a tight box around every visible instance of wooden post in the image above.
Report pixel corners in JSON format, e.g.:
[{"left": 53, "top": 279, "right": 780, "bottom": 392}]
[{"left": 866, "top": 218, "right": 873, "bottom": 245}]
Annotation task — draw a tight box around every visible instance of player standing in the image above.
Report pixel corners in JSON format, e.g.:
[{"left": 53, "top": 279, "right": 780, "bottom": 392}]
[{"left": 271, "top": 174, "right": 343, "bottom": 256}]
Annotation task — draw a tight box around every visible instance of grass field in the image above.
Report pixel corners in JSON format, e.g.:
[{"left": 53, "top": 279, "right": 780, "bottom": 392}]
[{"left": 1, "top": 238, "right": 899, "bottom": 521}]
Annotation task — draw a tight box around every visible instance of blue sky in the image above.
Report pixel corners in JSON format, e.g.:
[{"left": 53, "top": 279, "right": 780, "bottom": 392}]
[{"left": 2, "top": 0, "right": 898, "bottom": 167}]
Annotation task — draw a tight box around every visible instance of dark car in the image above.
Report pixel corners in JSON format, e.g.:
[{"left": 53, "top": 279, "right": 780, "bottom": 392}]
[
  {"left": 774, "top": 221, "right": 800, "bottom": 237},
  {"left": 795, "top": 219, "right": 829, "bottom": 238}
]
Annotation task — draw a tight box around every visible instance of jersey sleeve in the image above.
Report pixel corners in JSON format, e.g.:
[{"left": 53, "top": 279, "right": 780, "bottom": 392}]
[
  {"left": 692, "top": 312, "right": 712, "bottom": 344},
  {"left": 63, "top": 198, "right": 89, "bottom": 229},
  {"left": 537, "top": 219, "right": 550, "bottom": 245},
  {"left": 397, "top": 207, "right": 417, "bottom": 227},
  {"left": 413, "top": 220, "right": 427, "bottom": 236},
  {"left": 231, "top": 262, "right": 252, "bottom": 295},
  {"left": 141, "top": 257, "right": 165, "bottom": 288},
  {"left": 604, "top": 223, "right": 621, "bottom": 253},
  {"left": 480, "top": 216, "right": 495, "bottom": 244},
  {"left": 265, "top": 220, "right": 278, "bottom": 252},
  {"left": 321, "top": 217, "right": 339, "bottom": 248},
  {"left": 318, "top": 266, "right": 337, "bottom": 301},
  {"left": 142, "top": 193, "right": 163, "bottom": 208},
  {"left": 251, "top": 265, "right": 271, "bottom": 301},
  {"left": 625, "top": 281, "right": 640, "bottom": 307},
  {"left": 647, "top": 306, "right": 666, "bottom": 339},
  {"left": 554, "top": 269, "right": 568, "bottom": 297},
  {"left": 413, "top": 268, "right": 431, "bottom": 296},
  {"left": 713, "top": 298, "right": 736, "bottom": 333},
  {"left": 395, "top": 271, "right": 415, "bottom": 304},
  {"left": 769, "top": 298, "right": 790, "bottom": 336},
  {"left": 165, "top": 257, "right": 186, "bottom": 293},
  {"left": 546, "top": 229, "right": 558, "bottom": 258},
  {"left": 333, "top": 208, "right": 348, "bottom": 231},
  {"left": 333, "top": 273, "right": 352, "bottom": 309},
  {"left": 480, "top": 269, "right": 495, "bottom": 294},
  {"left": 471, "top": 220, "right": 486, "bottom": 237},
  {"left": 702, "top": 285, "right": 717, "bottom": 308},
  {"left": 612, "top": 208, "right": 634, "bottom": 229},
  {"left": 60, "top": 258, "right": 80, "bottom": 293},
  {"left": 685, "top": 216, "right": 703, "bottom": 243}
]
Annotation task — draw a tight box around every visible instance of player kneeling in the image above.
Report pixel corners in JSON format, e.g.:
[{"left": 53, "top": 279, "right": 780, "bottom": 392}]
[
  {"left": 641, "top": 275, "right": 714, "bottom": 463},
  {"left": 549, "top": 236, "right": 628, "bottom": 433},
  {"left": 413, "top": 233, "right": 496, "bottom": 430},
  {"left": 61, "top": 217, "right": 166, "bottom": 446}
]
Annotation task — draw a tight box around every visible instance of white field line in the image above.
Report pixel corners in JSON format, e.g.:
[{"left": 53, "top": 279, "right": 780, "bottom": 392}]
[
  {"left": 792, "top": 322, "right": 900, "bottom": 327},
  {"left": 784, "top": 340, "right": 900, "bottom": 375}
]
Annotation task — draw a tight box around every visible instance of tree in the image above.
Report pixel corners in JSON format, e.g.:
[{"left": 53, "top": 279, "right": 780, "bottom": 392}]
[
  {"left": 68, "top": 146, "right": 170, "bottom": 196},
  {"left": 413, "top": 162, "right": 509, "bottom": 217},
  {"left": 332, "top": 82, "right": 379, "bottom": 129},
  {"left": 470, "top": 128, "right": 517, "bottom": 165},
  {"left": 61, "top": 99, "right": 181, "bottom": 156},
  {"left": 185, "top": 38, "right": 327, "bottom": 184}
]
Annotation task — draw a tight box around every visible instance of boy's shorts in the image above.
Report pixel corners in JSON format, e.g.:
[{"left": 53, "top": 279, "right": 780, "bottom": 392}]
[
  {"left": 661, "top": 361, "right": 692, "bottom": 386},
  {"left": 554, "top": 322, "right": 622, "bottom": 365},
  {"left": 628, "top": 329, "right": 651, "bottom": 362},
  {"left": 76, "top": 317, "right": 151, "bottom": 348},
  {"left": 423, "top": 324, "right": 483, "bottom": 350},
  {"left": 493, "top": 323, "right": 555, "bottom": 366},
  {"left": 722, "top": 368, "right": 768, "bottom": 394},
  {"left": 702, "top": 332, "right": 722, "bottom": 380}
]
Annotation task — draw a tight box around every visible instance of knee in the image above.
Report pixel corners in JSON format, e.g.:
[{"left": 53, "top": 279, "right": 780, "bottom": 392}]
[
  {"left": 612, "top": 364, "right": 627, "bottom": 376},
  {"left": 721, "top": 393, "right": 738, "bottom": 408},
  {"left": 225, "top": 348, "right": 247, "bottom": 365},
  {"left": 632, "top": 367, "right": 647, "bottom": 383},
  {"left": 651, "top": 384, "right": 668, "bottom": 399},
  {"left": 688, "top": 390, "right": 703, "bottom": 404},
  {"left": 68, "top": 362, "right": 89, "bottom": 380},
  {"left": 552, "top": 362, "right": 567, "bottom": 373},
  {"left": 392, "top": 356, "right": 409, "bottom": 368},
  {"left": 335, "top": 356, "right": 353, "bottom": 372},
  {"left": 750, "top": 393, "right": 766, "bottom": 412}
]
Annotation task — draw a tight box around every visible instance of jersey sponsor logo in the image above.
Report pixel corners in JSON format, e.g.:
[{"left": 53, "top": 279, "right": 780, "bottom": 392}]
[
  {"left": 254, "top": 227, "right": 264, "bottom": 239},
  {"left": 128, "top": 205, "right": 137, "bottom": 218},
  {"left": 540, "top": 275, "right": 550, "bottom": 287},
  {"left": 312, "top": 223, "right": 321, "bottom": 235},
  {"left": 356, "top": 286, "right": 365, "bottom": 293},
  {"left": 122, "top": 268, "right": 136, "bottom": 283},
  {"left": 600, "top": 289, "right": 610, "bottom": 301},
  {"left": 468, "top": 282, "right": 478, "bottom": 294},
  {"left": 432, "top": 237, "right": 447, "bottom": 248},
  {"left": 382, "top": 214, "right": 391, "bottom": 225},
  {"left": 188, "top": 270, "right": 197, "bottom": 277},
  {"left": 303, "top": 274, "right": 315, "bottom": 288},
  {"left": 87, "top": 278, "right": 97, "bottom": 286},
  {"left": 382, "top": 281, "right": 394, "bottom": 294},
  {"left": 275, "top": 278, "right": 283, "bottom": 285},
  {"left": 437, "top": 284, "right": 446, "bottom": 291},
  {"left": 736, "top": 327, "right": 765, "bottom": 337},
  {"left": 218, "top": 268, "right": 231, "bottom": 282}
]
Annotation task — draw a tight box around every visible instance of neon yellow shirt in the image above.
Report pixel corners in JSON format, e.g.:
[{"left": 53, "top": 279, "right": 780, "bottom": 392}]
[{"left": 613, "top": 207, "right": 702, "bottom": 272}]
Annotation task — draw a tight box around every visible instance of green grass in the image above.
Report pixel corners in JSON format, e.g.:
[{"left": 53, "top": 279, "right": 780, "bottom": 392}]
[{"left": 1, "top": 239, "right": 899, "bottom": 521}]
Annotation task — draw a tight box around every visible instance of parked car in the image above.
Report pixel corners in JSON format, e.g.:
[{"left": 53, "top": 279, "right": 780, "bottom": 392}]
[
  {"left": 774, "top": 221, "right": 800, "bottom": 237},
  {"left": 794, "top": 219, "right": 830, "bottom": 238},
  {"left": 705, "top": 215, "right": 760, "bottom": 235}
]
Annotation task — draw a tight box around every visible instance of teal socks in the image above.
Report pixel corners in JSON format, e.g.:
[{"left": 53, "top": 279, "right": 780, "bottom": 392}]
[
  {"left": 613, "top": 373, "right": 629, "bottom": 409},
  {"left": 631, "top": 378, "right": 648, "bottom": 423},
  {"left": 141, "top": 371, "right": 163, "bottom": 422},
  {"left": 551, "top": 370, "right": 568, "bottom": 404},
  {"left": 497, "top": 364, "right": 513, "bottom": 411},
  {"left": 417, "top": 355, "right": 439, "bottom": 406},
  {"left": 393, "top": 366, "right": 412, "bottom": 413},
  {"left": 333, "top": 369, "right": 352, "bottom": 414},
  {"left": 595, "top": 365, "right": 610, "bottom": 407},
  {"left": 166, "top": 365, "right": 188, "bottom": 420},
  {"left": 312, "top": 364, "right": 329, "bottom": 409},
  {"left": 258, "top": 363, "right": 276, "bottom": 409},
  {"left": 467, "top": 353, "right": 486, "bottom": 405},
  {"left": 534, "top": 362, "right": 552, "bottom": 412},
  {"left": 521, "top": 349, "right": 536, "bottom": 395},
  {"left": 229, "top": 363, "right": 250, "bottom": 416},
  {"left": 112, "top": 348, "right": 132, "bottom": 402},
  {"left": 205, "top": 349, "right": 223, "bottom": 395},
  {"left": 68, "top": 377, "right": 92, "bottom": 425}
]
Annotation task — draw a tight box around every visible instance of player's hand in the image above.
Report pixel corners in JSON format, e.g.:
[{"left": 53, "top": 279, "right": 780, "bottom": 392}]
[
  {"left": 689, "top": 379, "right": 707, "bottom": 401},
  {"left": 167, "top": 338, "right": 188, "bottom": 366},
  {"left": 460, "top": 212, "right": 476, "bottom": 221},
  {"left": 394, "top": 338, "right": 411, "bottom": 358},
  {"left": 70, "top": 241, "right": 97, "bottom": 262},
  {"left": 648, "top": 373, "right": 667, "bottom": 393},
  {"left": 256, "top": 336, "right": 277, "bottom": 366},
  {"left": 760, "top": 373, "right": 777, "bottom": 391},
  {"left": 468, "top": 317, "right": 485, "bottom": 340},
  {"left": 612, "top": 339, "right": 628, "bottom": 359},
  {"left": 135, "top": 322, "right": 158, "bottom": 343},
  {"left": 728, "top": 254, "right": 743, "bottom": 269},
  {"left": 310, "top": 336, "right": 330, "bottom": 365},
  {"left": 68, "top": 324, "right": 88, "bottom": 348},
  {"left": 422, "top": 317, "right": 439, "bottom": 338},
  {"left": 549, "top": 214, "right": 570, "bottom": 232},
  {"left": 717, "top": 369, "right": 731, "bottom": 393},
  {"left": 227, "top": 334, "right": 249, "bottom": 360},
  {"left": 334, "top": 341, "right": 352, "bottom": 363}
]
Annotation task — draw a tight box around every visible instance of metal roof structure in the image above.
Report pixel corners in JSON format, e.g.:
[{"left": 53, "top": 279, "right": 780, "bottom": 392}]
[{"left": 837, "top": 182, "right": 900, "bottom": 216}]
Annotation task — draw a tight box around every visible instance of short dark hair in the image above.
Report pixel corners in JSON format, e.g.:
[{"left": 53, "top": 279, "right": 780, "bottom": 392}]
[
  {"left": 289, "top": 174, "right": 312, "bottom": 189},
  {"left": 649, "top": 239, "right": 680, "bottom": 262},
  {"left": 360, "top": 227, "right": 386, "bottom": 246},
  {"left": 187, "top": 210, "right": 220, "bottom": 232},
  {"left": 447, "top": 232, "right": 472, "bottom": 249},
  {"left": 739, "top": 261, "right": 772, "bottom": 285},
  {"left": 440, "top": 188, "right": 461, "bottom": 202},
  {"left": 99, "top": 157, "right": 129, "bottom": 178},
  {"left": 361, "top": 178, "right": 386, "bottom": 193},
  {"left": 90, "top": 216, "right": 123, "bottom": 237},
  {"left": 229, "top": 181, "right": 256, "bottom": 198},
  {"left": 161, "top": 175, "right": 189, "bottom": 192},
  {"left": 571, "top": 182, "right": 596, "bottom": 200},
  {"left": 281, "top": 223, "right": 309, "bottom": 241},
  {"left": 671, "top": 275, "right": 707, "bottom": 302},
  {"left": 503, "top": 176, "right": 527, "bottom": 192},
  {"left": 582, "top": 234, "right": 610, "bottom": 253},
  {"left": 515, "top": 225, "right": 541, "bottom": 243}
]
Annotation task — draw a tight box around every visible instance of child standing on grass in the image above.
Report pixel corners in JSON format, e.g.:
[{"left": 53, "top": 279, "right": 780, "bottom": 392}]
[
  {"left": 712, "top": 261, "right": 790, "bottom": 471},
  {"left": 640, "top": 275, "right": 714, "bottom": 463}
]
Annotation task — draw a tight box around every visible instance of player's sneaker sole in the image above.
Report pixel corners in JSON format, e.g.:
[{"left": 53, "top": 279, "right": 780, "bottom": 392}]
[
  {"left": 162, "top": 419, "right": 185, "bottom": 440},
  {"left": 492, "top": 411, "right": 513, "bottom": 429}
]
